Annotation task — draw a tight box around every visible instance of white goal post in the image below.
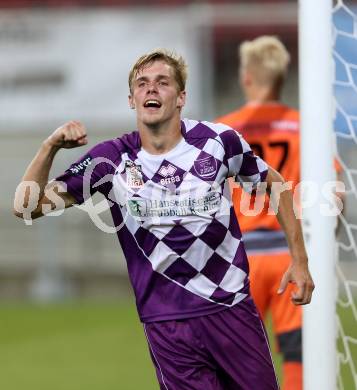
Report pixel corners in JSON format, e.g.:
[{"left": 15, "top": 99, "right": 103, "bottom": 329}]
[{"left": 299, "top": 1, "right": 336, "bottom": 389}]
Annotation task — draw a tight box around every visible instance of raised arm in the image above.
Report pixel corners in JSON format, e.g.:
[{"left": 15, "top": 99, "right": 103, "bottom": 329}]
[
  {"left": 13, "top": 121, "right": 88, "bottom": 221},
  {"left": 266, "top": 166, "right": 315, "bottom": 305}
]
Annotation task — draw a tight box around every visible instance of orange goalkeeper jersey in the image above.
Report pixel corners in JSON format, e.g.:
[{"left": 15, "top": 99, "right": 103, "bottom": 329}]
[{"left": 217, "top": 102, "right": 300, "bottom": 233}]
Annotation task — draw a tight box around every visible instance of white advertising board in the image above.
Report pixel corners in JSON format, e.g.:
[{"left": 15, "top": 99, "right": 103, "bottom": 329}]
[{"left": 0, "top": 9, "right": 203, "bottom": 132}]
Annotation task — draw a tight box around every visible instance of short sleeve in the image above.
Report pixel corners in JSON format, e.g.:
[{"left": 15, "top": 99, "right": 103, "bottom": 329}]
[
  {"left": 219, "top": 129, "right": 268, "bottom": 188},
  {"left": 55, "top": 140, "right": 120, "bottom": 205}
]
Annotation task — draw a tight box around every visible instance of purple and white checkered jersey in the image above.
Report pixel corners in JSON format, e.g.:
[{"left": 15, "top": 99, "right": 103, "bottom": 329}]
[{"left": 56, "top": 119, "right": 268, "bottom": 322}]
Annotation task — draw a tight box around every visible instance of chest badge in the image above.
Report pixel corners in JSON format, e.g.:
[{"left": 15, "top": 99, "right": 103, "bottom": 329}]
[
  {"left": 193, "top": 156, "right": 217, "bottom": 179},
  {"left": 125, "top": 160, "right": 144, "bottom": 188}
]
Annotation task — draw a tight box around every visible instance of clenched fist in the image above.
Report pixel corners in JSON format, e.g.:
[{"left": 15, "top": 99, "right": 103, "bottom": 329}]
[{"left": 46, "top": 121, "right": 88, "bottom": 149}]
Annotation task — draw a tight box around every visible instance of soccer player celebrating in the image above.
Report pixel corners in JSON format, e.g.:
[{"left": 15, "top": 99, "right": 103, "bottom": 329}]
[
  {"left": 216, "top": 36, "right": 305, "bottom": 390},
  {"left": 14, "top": 49, "right": 314, "bottom": 390}
]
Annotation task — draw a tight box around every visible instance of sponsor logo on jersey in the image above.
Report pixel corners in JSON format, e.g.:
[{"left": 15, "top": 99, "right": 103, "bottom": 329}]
[
  {"left": 158, "top": 163, "right": 181, "bottom": 186},
  {"left": 125, "top": 160, "right": 144, "bottom": 188},
  {"left": 158, "top": 164, "right": 177, "bottom": 177},
  {"left": 70, "top": 156, "right": 92, "bottom": 175},
  {"left": 160, "top": 176, "right": 181, "bottom": 185},
  {"left": 128, "top": 199, "right": 146, "bottom": 216},
  {"left": 127, "top": 192, "right": 221, "bottom": 218},
  {"left": 193, "top": 156, "right": 217, "bottom": 179}
]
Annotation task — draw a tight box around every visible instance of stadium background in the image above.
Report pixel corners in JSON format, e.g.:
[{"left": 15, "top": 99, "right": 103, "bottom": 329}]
[{"left": 0, "top": 1, "right": 355, "bottom": 389}]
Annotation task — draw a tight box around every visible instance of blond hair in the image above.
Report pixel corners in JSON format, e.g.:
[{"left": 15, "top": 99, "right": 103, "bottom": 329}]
[
  {"left": 128, "top": 49, "right": 187, "bottom": 94},
  {"left": 239, "top": 36, "right": 290, "bottom": 89}
]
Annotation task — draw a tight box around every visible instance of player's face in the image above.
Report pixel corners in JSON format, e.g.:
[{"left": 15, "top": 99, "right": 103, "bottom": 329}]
[{"left": 129, "top": 60, "right": 186, "bottom": 127}]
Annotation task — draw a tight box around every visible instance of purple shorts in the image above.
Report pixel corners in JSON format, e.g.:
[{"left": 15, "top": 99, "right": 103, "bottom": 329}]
[{"left": 143, "top": 297, "right": 279, "bottom": 390}]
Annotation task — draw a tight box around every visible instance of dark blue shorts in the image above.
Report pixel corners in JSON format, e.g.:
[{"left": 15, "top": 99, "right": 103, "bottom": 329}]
[{"left": 143, "top": 297, "right": 279, "bottom": 389}]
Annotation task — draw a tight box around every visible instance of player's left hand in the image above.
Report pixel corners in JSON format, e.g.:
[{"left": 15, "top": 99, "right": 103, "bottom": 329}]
[{"left": 277, "top": 260, "right": 315, "bottom": 305}]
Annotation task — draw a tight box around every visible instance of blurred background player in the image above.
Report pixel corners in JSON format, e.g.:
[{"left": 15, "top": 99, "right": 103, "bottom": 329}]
[{"left": 216, "top": 36, "right": 303, "bottom": 390}]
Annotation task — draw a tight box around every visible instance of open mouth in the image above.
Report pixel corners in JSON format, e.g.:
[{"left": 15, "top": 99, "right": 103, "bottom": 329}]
[{"left": 144, "top": 100, "right": 162, "bottom": 109}]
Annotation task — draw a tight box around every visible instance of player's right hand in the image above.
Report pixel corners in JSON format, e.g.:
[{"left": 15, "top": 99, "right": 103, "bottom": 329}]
[{"left": 46, "top": 121, "right": 88, "bottom": 149}]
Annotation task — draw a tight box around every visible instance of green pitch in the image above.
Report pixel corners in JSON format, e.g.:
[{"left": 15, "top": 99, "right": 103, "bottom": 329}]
[
  {"left": 0, "top": 301, "right": 158, "bottom": 390},
  {"left": 0, "top": 301, "right": 354, "bottom": 390}
]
